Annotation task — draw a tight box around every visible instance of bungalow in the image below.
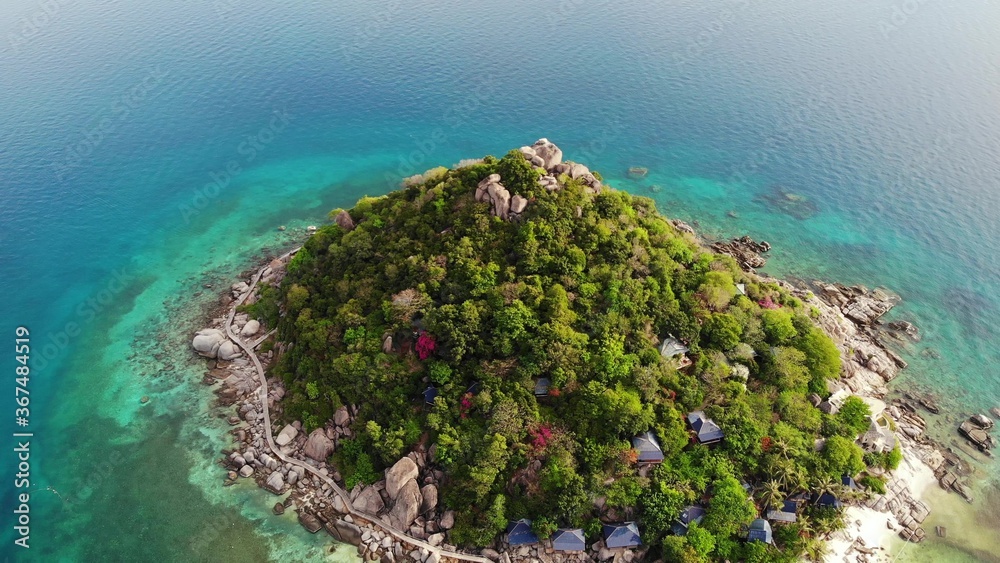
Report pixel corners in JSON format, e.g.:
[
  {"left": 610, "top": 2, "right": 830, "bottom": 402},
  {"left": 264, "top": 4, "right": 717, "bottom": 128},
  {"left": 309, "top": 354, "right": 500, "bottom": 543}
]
[
  {"left": 659, "top": 336, "right": 692, "bottom": 369},
  {"left": 687, "top": 411, "right": 724, "bottom": 445},
  {"left": 603, "top": 522, "right": 641, "bottom": 549},
  {"left": 631, "top": 431, "right": 664, "bottom": 464},
  {"left": 860, "top": 415, "right": 897, "bottom": 453},
  {"left": 466, "top": 381, "right": 482, "bottom": 395},
  {"left": 765, "top": 500, "right": 798, "bottom": 523},
  {"left": 506, "top": 519, "right": 539, "bottom": 546},
  {"left": 671, "top": 505, "right": 706, "bottom": 536},
  {"left": 534, "top": 377, "right": 551, "bottom": 398},
  {"left": 736, "top": 283, "right": 746, "bottom": 296},
  {"left": 841, "top": 475, "right": 859, "bottom": 491},
  {"left": 551, "top": 528, "right": 586, "bottom": 552},
  {"left": 422, "top": 386, "right": 438, "bottom": 406},
  {"left": 812, "top": 491, "right": 843, "bottom": 510},
  {"left": 747, "top": 518, "right": 773, "bottom": 544}
]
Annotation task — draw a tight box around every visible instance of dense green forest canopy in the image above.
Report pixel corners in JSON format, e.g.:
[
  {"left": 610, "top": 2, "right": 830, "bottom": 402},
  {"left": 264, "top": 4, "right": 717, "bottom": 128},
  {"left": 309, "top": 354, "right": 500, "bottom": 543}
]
[{"left": 256, "top": 150, "right": 883, "bottom": 561}]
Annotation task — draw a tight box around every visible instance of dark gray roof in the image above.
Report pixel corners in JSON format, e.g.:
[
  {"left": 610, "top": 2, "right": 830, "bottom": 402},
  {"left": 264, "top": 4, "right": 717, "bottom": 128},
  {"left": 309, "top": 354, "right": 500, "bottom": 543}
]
[
  {"left": 671, "top": 505, "right": 706, "bottom": 536},
  {"left": 841, "top": 475, "right": 859, "bottom": 490},
  {"left": 765, "top": 501, "right": 798, "bottom": 523},
  {"left": 534, "top": 378, "right": 551, "bottom": 396},
  {"left": 602, "top": 522, "right": 641, "bottom": 548},
  {"left": 659, "top": 337, "right": 689, "bottom": 358},
  {"left": 812, "top": 492, "right": 842, "bottom": 509},
  {"left": 551, "top": 528, "right": 586, "bottom": 551},
  {"left": 747, "top": 518, "right": 773, "bottom": 544},
  {"left": 506, "top": 519, "right": 538, "bottom": 546},
  {"left": 687, "top": 411, "right": 724, "bottom": 444},
  {"left": 631, "top": 431, "right": 664, "bottom": 462}
]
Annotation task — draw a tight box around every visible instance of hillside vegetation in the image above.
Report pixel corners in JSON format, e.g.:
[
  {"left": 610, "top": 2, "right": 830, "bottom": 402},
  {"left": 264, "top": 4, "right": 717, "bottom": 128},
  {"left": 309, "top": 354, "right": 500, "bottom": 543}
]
[{"left": 261, "top": 149, "right": 872, "bottom": 561}]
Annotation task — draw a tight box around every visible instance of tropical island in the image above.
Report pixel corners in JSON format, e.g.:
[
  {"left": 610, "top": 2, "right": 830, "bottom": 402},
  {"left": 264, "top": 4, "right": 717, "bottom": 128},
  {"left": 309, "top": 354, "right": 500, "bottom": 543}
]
[{"left": 192, "top": 139, "right": 954, "bottom": 563}]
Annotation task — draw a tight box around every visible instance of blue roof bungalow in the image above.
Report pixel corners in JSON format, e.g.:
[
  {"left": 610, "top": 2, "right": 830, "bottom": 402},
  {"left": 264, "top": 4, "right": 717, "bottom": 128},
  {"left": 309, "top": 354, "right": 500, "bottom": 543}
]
[
  {"left": 631, "top": 431, "right": 664, "bottom": 464},
  {"left": 841, "top": 475, "right": 859, "bottom": 491},
  {"left": 506, "top": 519, "right": 539, "bottom": 546},
  {"left": 687, "top": 411, "right": 724, "bottom": 445},
  {"left": 603, "top": 522, "right": 641, "bottom": 549},
  {"left": 747, "top": 518, "right": 773, "bottom": 544},
  {"left": 534, "top": 377, "right": 551, "bottom": 398},
  {"left": 422, "top": 386, "right": 438, "bottom": 406},
  {"left": 551, "top": 528, "right": 586, "bottom": 552},
  {"left": 671, "top": 505, "right": 706, "bottom": 536},
  {"left": 812, "top": 492, "right": 843, "bottom": 510},
  {"left": 765, "top": 500, "right": 798, "bottom": 523}
]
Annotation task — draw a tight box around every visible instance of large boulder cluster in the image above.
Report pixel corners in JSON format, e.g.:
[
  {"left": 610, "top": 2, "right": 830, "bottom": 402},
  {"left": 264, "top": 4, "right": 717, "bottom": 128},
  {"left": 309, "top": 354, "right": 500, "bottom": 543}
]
[{"left": 520, "top": 138, "right": 602, "bottom": 193}]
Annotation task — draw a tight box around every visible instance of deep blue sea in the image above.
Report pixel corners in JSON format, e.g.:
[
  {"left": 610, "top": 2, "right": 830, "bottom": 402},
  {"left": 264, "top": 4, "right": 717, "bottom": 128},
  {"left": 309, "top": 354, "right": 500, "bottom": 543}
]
[{"left": 2, "top": 0, "right": 999, "bottom": 561}]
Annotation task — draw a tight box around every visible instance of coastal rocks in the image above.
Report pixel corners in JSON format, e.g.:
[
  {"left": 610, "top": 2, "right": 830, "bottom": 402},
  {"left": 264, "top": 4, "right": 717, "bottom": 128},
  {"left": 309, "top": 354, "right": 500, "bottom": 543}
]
[
  {"left": 241, "top": 319, "right": 260, "bottom": 337},
  {"left": 335, "top": 210, "right": 356, "bottom": 231},
  {"left": 265, "top": 471, "right": 285, "bottom": 493},
  {"left": 327, "top": 519, "right": 363, "bottom": 545},
  {"left": 420, "top": 483, "right": 438, "bottom": 514},
  {"left": 303, "top": 429, "right": 334, "bottom": 461},
  {"left": 710, "top": 236, "right": 770, "bottom": 271},
  {"left": 887, "top": 320, "right": 920, "bottom": 341},
  {"left": 192, "top": 328, "right": 228, "bottom": 358},
  {"left": 298, "top": 511, "right": 323, "bottom": 534},
  {"left": 275, "top": 424, "right": 298, "bottom": 446},
  {"left": 239, "top": 465, "right": 254, "bottom": 478},
  {"left": 958, "top": 419, "right": 995, "bottom": 452},
  {"left": 388, "top": 479, "right": 422, "bottom": 529},
  {"left": 385, "top": 458, "right": 420, "bottom": 499},
  {"left": 526, "top": 138, "right": 563, "bottom": 169},
  {"left": 355, "top": 485, "right": 386, "bottom": 515},
  {"left": 217, "top": 340, "right": 242, "bottom": 361}
]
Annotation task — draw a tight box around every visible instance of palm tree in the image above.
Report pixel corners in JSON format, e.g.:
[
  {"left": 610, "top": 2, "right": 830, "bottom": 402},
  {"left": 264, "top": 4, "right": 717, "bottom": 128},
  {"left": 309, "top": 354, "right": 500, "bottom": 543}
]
[
  {"left": 758, "top": 479, "right": 784, "bottom": 512},
  {"left": 811, "top": 474, "right": 841, "bottom": 499},
  {"left": 771, "top": 438, "right": 792, "bottom": 459},
  {"left": 803, "top": 537, "right": 829, "bottom": 562}
]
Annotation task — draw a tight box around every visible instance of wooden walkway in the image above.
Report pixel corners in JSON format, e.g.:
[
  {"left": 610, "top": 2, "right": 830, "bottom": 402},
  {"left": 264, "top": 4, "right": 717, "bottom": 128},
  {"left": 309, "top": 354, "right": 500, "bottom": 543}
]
[{"left": 225, "top": 249, "right": 490, "bottom": 563}]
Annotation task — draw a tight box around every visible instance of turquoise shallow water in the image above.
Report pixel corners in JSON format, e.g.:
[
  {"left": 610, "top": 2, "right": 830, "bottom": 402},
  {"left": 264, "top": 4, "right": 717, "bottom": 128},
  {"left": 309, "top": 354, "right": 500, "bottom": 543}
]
[{"left": 2, "top": 0, "right": 1000, "bottom": 560}]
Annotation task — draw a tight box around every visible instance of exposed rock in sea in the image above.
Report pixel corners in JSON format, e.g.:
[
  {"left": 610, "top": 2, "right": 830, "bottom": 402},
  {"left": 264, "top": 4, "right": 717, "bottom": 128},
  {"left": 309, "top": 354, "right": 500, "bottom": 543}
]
[
  {"left": 710, "top": 236, "right": 770, "bottom": 271},
  {"left": 239, "top": 465, "right": 254, "bottom": 478},
  {"left": 265, "top": 471, "right": 285, "bottom": 493},
  {"left": 298, "top": 511, "right": 323, "bottom": 533},
  {"left": 192, "top": 328, "right": 227, "bottom": 358},
  {"left": 303, "top": 428, "right": 334, "bottom": 461},
  {"left": 385, "top": 457, "right": 419, "bottom": 499}
]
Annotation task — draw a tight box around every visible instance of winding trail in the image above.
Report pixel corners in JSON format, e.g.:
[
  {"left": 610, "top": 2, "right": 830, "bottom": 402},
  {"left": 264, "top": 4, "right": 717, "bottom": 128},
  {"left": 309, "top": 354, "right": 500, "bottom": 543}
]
[{"left": 225, "top": 249, "right": 490, "bottom": 563}]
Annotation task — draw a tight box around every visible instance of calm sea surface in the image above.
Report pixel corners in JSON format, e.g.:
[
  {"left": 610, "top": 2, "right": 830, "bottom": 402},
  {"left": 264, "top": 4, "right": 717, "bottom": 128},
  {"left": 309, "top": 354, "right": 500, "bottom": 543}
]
[{"left": 1, "top": 0, "right": 999, "bottom": 560}]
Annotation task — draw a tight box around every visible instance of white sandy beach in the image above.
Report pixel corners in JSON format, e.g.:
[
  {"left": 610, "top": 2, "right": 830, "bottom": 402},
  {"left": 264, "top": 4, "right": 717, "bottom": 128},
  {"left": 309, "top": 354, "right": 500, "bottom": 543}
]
[{"left": 824, "top": 444, "right": 938, "bottom": 563}]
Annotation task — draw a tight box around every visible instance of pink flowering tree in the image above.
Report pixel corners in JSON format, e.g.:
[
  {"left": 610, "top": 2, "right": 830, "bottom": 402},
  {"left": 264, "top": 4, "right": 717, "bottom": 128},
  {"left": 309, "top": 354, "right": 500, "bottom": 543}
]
[{"left": 416, "top": 332, "right": 436, "bottom": 360}]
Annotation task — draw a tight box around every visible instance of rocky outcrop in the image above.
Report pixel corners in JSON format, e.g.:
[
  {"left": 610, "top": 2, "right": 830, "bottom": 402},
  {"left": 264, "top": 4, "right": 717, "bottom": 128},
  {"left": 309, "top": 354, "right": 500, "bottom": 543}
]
[
  {"left": 475, "top": 174, "right": 512, "bottom": 220},
  {"left": 388, "top": 479, "right": 422, "bottom": 529},
  {"left": 385, "top": 458, "right": 420, "bottom": 499},
  {"left": 303, "top": 428, "right": 334, "bottom": 461},
  {"left": 711, "top": 236, "right": 770, "bottom": 271},
  {"left": 335, "top": 210, "right": 355, "bottom": 231},
  {"left": 298, "top": 511, "right": 323, "bottom": 533},
  {"left": 265, "top": 470, "right": 285, "bottom": 493},
  {"left": 522, "top": 138, "right": 563, "bottom": 169},
  {"left": 192, "top": 328, "right": 227, "bottom": 358}
]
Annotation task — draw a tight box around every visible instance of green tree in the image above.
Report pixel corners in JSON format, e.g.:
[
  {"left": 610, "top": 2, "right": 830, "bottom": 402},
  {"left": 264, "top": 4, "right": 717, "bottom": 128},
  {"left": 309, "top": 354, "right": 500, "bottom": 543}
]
[
  {"left": 836, "top": 396, "right": 872, "bottom": 437},
  {"left": 703, "top": 476, "right": 755, "bottom": 537},
  {"left": 821, "top": 435, "right": 865, "bottom": 477},
  {"left": 761, "top": 309, "right": 797, "bottom": 344},
  {"left": 702, "top": 313, "right": 743, "bottom": 351}
]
